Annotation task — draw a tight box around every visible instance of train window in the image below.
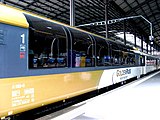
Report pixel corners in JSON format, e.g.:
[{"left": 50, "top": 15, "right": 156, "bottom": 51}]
[
  {"left": 25, "top": 14, "right": 67, "bottom": 69},
  {"left": 118, "top": 44, "right": 127, "bottom": 65},
  {"left": 121, "top": 51, "right": 128, "bottom": 65},
  {"left": 69, "top": 29, "right": 95, "bottom": 67},
  {"left": 157, "top": 59, "right": 160, "bottom": 67},
  {"left": 135, "top": 53, "right": 141, "bottom": 66},
  {"left": 146, "top": 56, "right": 156, "bottom": 66},
  {"left": 120, "top": 51, "right": 136, "bottom": 65},
  {"left": 126, "top": 47, "right": 136, "bottom": 65},
  {"left": 94, "top": 36, "right": 110, "bottom": 66},
  {"left": 118, "top": 44, "right": 136, "bottom": 66},
  {"left": 140, "top": 55, "right": 145, "bottom": 66},
  {"left": 127, "top": 53, "right": 136, "bottom": 65}
]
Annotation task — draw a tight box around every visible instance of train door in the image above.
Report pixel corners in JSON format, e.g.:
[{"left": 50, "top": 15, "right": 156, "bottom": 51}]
[
  {"left": 134, "top": 53, "right": 142, "bottom": 77},
  {"left": 0, "top": 23, "right": 28, "bottom": 77},
  {"left": 156, "top": 58, "right": 158, "bottom": 70},
  {"left": 158, "top": 59, "right": 160, "bottom": 69},
  {"left": 141, "top": 55, "right": 146, "bottom": 74}
]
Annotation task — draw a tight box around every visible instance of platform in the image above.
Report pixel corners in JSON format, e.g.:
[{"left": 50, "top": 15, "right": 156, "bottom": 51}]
[{"left": 73, "top": 71, "right": 160, "bottom": 120}]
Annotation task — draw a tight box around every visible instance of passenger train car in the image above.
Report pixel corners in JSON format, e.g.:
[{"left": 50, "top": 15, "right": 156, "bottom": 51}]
[{"left": 0, "top": 3, "right": 159, "bottom": 119}]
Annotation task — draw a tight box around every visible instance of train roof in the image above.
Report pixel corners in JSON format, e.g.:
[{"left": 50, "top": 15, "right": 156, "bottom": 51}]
[{"left": 0, "top": 3, "right": 107, "bottom": 40}]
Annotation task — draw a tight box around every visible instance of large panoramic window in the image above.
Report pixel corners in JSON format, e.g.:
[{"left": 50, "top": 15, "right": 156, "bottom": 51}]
[
  {"left": 146, "top": 56, "right": 156, "bottom": 66},
  {"left": 69, "top": 29, "right": 95, "bottom": 67},
  {"left": 117, "top": 44, "right": 136, "bottom": 66},
  {"left": 25, "top": 15, "right": 67, "bottom": 69},
  {"left": 94, "top": 36, "right": 110, "bottom": 66}
]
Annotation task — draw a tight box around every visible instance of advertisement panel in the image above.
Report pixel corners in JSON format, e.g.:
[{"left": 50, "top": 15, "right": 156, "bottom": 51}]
[{"left": 98, "top": 67, "right": 141, "bottom": 89}]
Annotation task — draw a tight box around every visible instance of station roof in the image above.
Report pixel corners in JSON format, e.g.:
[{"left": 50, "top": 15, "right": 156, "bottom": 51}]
[{"left": 2, "top": 0, "right": 160, "bottom": 47}]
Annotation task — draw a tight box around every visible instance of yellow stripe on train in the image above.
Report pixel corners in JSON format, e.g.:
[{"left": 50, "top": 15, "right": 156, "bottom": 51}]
[{"left": 0, "top": 70, "right": 103, "bottom": 117}]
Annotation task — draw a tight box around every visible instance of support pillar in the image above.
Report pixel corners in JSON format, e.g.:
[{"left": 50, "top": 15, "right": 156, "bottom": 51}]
[
  {"left": 146, "top": 40, "right": 148, "bottom": 53},
  {"left": 104, "top": 0, "right": 109, "bottom": 38},
  {"left": 134, "top": 31, "right": 137, "bottom": 48},
  {"left": 70, "top": 0, "right": 75, "bottom": 26},
  {"left": 141, "top": 36, "right": 143, "bottom": 52},
  {"left": 123, "top": 20, "right": 126, "bottom": 45},
  {"left": 150, "top": 44, "right": 152, "bottom": 54},
  {"left": 146, "top": 36, "right": 149, "bottom": 54}
]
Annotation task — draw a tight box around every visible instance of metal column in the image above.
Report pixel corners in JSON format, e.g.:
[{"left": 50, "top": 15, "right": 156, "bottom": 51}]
[
  {"left": 134, "top": 31, "right": 137, "bottom": 48},
  {"left": 70, "top": 0, "right": 75, "bottom": 26},
  {"left": 146, "top": 40, "right": 148, "bottom": 53},
  {"left": 152, "top": 44, "right": 155, "bottom": 55},
  {"left": 123, "top": 20, "right": 126, "bottom": 45},
  {"left": 104, "top": 0, "right": 109, "bottom": 38},
  {"left": 141, "top": 36, "right": 143, "bottom": 52},
  {"left": 150, "top": 44, "right": 152, "bottom": 54}
]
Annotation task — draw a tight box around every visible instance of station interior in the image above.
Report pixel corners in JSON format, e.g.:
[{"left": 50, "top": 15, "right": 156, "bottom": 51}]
[{"left": 0, "top": 0, "right": 160, "bottom": 120}]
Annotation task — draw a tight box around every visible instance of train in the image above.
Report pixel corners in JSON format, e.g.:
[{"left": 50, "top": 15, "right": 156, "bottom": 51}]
[{"left": 0, "top": 3, "right": 160, "bottom": 119}]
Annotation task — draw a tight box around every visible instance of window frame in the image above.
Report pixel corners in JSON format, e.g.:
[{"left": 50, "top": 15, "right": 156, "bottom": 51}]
[{"left": 25, "top": 14, "right": 68, "bottom": 69}]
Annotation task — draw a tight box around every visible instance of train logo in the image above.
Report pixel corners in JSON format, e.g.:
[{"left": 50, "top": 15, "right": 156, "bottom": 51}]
[{"left": 116, "top": 69, "right": 131, "bottom": 77}]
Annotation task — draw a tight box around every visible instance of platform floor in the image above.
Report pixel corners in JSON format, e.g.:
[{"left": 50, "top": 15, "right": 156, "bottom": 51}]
[{"left": 72, "top": 71, "right": 160, "bottom": 120}]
